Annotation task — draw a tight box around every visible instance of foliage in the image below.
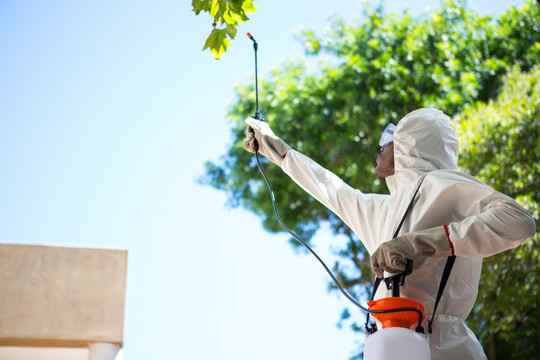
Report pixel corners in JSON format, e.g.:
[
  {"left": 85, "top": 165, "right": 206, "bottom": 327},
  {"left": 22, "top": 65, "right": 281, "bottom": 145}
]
[
  {"left": 200, "top": 0, "right": 540, "bottom": 357},
  {"left": 456, "top": 64, "right": 540, "bottom": 359},
  {"left": 192, "top": 0, "right": 258, "bottom": 59}
]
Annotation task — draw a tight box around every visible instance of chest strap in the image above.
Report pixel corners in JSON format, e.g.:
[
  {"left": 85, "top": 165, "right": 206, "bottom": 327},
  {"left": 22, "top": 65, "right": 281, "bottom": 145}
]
[{"left": 427, "top": 255, "right": 456, "bottom": 334}]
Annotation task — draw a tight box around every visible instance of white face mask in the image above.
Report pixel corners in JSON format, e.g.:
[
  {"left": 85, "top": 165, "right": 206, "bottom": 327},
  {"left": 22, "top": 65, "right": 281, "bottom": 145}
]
[{"left": 379, "top": 123, "right": 395, "bottom": 147}]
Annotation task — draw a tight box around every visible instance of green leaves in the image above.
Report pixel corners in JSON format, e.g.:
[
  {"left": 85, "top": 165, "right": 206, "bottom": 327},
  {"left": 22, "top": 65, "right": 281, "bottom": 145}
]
[
  {"left": 203, "top": 28, "right": 230, "bottom": 59},
  {"left": 192, "top": 0, "right": 258, "bottom": 59},
  {"left": 192, "top": 0, "right": 211, "bottom": 15}
]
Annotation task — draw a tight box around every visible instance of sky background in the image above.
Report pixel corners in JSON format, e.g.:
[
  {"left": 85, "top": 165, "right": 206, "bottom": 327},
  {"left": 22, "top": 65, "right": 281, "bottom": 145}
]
[{"left": 0, "top": 1, "right": 525, "bottom": 359}]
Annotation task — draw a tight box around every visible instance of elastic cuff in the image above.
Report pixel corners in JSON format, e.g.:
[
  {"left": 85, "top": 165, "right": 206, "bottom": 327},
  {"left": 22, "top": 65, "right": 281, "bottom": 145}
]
[
  {"left": 443, "top": 224, "right": 455, "bottom": 256},
  {"left": 282, "top": 148, "right": 291, "bottom": 158}
]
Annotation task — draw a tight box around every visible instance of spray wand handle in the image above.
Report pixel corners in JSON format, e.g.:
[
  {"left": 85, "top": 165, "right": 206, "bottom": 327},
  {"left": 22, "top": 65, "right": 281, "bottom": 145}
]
[{"left": 383, "top": 259, "right": 413, "bottom": 297}]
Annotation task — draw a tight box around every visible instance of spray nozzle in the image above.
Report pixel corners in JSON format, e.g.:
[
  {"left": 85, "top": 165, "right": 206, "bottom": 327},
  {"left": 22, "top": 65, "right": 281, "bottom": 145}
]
[{"left": 247, "top": 32, "right": 258, "bottom": 49}]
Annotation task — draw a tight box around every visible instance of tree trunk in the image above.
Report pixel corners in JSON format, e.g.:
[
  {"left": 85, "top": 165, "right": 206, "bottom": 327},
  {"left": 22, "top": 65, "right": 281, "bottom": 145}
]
[{"left": 487, "top": 332, "right": 496, "bottom": 360}]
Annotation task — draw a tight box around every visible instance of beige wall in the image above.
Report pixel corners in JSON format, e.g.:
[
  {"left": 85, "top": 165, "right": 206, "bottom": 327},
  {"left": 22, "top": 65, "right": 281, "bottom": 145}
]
[{"left": 0, "top": 244, "right": 127, "bottom": 348}]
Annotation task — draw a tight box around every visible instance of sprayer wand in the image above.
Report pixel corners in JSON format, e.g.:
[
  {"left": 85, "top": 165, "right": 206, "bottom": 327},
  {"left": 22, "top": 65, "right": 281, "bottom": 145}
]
[{"left": 247, "top": 33, "right": 263, "bottom": 121}]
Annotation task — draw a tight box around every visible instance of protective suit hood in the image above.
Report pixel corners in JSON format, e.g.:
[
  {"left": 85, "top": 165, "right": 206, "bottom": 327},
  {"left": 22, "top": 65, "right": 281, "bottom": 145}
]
[{"left": 387, "top": 108, "right": 459, "bottom": 193}]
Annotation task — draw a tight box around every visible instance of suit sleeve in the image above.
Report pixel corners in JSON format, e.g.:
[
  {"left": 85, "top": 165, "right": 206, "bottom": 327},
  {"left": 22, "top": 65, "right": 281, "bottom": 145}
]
[
  {"left": 281, "top": 149, "right": 388, "bottom": 254},
  {"left": 440, "top": 175, "right": 537, "bottom": 257}
]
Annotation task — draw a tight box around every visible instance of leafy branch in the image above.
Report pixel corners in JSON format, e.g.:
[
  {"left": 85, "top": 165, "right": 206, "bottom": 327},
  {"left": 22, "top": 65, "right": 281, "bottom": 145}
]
[{"left": 192, "top": 0, "right": 258, "bottom": 59}]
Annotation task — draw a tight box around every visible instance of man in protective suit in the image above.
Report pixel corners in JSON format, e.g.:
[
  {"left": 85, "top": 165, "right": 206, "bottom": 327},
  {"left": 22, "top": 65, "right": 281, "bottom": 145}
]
[{"left": 243, "top": 108, "right": 536, "bottom": 359}]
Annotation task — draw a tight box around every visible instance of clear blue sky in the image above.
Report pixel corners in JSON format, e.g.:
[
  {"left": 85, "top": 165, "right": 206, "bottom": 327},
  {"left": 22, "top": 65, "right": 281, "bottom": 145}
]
[{"left": 0, "top": 1, "right": 524, "bottom": 359}]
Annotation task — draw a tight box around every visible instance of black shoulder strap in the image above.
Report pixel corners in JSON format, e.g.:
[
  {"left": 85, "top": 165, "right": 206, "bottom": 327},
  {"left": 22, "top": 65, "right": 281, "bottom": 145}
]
[
  {"left": 365, "top": 176, "right": 426, "bottom": 334},
  {"left": 428, "top": 255, "right": 456, "bottom": 334}
]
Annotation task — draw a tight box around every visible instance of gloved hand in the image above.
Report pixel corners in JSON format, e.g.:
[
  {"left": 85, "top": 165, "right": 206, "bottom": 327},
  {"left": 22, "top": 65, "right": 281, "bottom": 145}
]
[
  {"left": 370, "top": 226, "right": 453, "bottom": 278},
  {"left": 244, "top": 117, "right": 291, "bottom": 166}
]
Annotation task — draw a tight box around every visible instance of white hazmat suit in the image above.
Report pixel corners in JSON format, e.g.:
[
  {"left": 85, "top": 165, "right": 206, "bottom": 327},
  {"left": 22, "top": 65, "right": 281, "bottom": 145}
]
[{"left": 245, "top": 108, "right": 536, "bottom": 359}]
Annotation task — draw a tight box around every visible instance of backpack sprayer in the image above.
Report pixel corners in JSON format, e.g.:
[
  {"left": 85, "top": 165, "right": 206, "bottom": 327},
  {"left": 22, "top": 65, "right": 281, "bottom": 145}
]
[{"left": 246, "top": 34, "right": 430, "bottom": 359}]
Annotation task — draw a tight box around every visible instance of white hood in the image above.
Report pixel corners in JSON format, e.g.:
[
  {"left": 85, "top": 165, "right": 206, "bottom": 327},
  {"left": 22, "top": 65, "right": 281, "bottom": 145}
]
[{"left": 388, "top": 108, "right": 459, "bottom": 193}]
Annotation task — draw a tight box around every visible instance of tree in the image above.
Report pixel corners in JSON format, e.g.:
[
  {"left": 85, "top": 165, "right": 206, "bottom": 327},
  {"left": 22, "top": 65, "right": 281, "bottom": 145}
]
[
  {"left": 200, "top": 0, "right": 540, "bottom": 357},
  {"left": 456, "top": 64, "right": 540, "bottom": 360},
  {"left": 192, "top": 0, "right": 258, "bottom": 59}
]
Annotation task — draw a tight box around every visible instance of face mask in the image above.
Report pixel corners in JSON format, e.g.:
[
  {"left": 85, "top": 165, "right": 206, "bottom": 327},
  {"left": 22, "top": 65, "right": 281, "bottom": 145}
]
[{"left": 379, "top": 123, "right": 395, "bottom": 148}]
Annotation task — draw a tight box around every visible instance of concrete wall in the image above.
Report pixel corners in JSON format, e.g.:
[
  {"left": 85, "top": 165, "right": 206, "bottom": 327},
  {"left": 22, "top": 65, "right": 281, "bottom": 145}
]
[{"left": 0, "top": 244, "right": 127, "bottom": 349}]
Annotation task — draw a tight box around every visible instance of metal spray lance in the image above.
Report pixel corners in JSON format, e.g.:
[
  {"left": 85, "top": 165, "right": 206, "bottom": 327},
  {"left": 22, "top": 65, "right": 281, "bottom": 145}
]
[{"left": 247, "top": 33, "right": 263, "bottom": 121}]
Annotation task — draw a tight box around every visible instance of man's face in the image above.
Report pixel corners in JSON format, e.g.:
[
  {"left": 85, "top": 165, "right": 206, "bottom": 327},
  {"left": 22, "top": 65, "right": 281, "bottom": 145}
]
[{"left": 375, "top": 142, "right": 395, "bottom": 178}]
